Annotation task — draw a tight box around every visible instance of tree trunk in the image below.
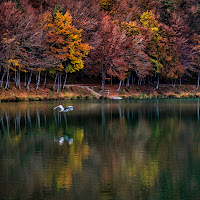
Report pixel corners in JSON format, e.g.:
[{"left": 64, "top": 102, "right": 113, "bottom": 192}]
[
  {"left": 111, "top": 75, "right": 112, "bottom": 85},
  {"left": 126, "top": 73, "right": 130, "bottom": 87},
  {"left": 15, "top": 68, "right": 19, "bottom": 87},
  {"left": 156, "top": 74, "right": 159, "bottom": 89},
  {"left": 26, "top": 71, "right": 32, "bottom": 91},
  {"left": 117, "top": 80, "right": 122, "bottom": 92},
  {"left": 44, "top": 71, "right": 47, "bottom": 85},
  {"left": 36, "top": 71, "right": 41, "bottom": 90},
  {"left": 53, "top": 71, "right": 58, "bottom": 90},
  {"left": 138, "top": 78, "right": 140, "bottom": 86},
  {"left": 122, "top": 79, "right": 125, "bottom": 86},
  {"left": 57, "top": 73, "right": 61, "bottom": 93},
  {"left": 172, "top": 80, "right": 176, "bottom": 88},
  {"left": 197, "top": 73, "right": 200, "bottom": 89},
  {"left": 62, "top": 73, "right": 67, "bottom": 89},
  {"left": 132, "top": 75, "right": 134, "bottom": 85},
  {"left": 101, "top": 67, "right": 106, "bottom": 89},
  {"left": 14, "top": 67, "right": 17, "bottom": 85},
  {"left": 24, "top": 73, "right": 27, "bottom": 87},
  {"left": 5, "top": 69, "right": 9, "bottom": 89},
  {"left": 60, "top": 74, "right": 62, "bottom": 89},
  {"left": 16, "top": 68, "right": 21, "bottom": 90},
  {"left": 147, "top": 77, "right": 151, "bottom": 84},
  {"left": 0, "top": 71, "right": 6, "bottom": 87},
  {"left": 180, "top": 77, "right": 182, "bottom": 86}
]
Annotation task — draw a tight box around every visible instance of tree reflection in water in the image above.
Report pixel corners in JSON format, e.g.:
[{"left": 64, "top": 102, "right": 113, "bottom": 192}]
[{"left": 0, "top": 100, "right": 200, "bottom": 199}]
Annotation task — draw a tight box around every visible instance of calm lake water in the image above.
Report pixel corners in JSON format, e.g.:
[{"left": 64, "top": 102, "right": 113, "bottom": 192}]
[{"left": 0, "top": 99, "right": 200, "bottom": 200}]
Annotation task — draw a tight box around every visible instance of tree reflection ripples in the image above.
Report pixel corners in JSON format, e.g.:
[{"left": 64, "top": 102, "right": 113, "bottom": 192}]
[{"left": 0, "top": 99, "right": 200, "bottom": 200}]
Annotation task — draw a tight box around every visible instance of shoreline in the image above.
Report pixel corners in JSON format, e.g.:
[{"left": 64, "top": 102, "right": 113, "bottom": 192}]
[{"left": 0, "top": 83, "right": 200, "bottom": 102}]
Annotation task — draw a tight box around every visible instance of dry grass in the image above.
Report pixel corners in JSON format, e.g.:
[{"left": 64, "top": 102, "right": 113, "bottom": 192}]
[{"left": 0, "top": 82, "right": 200, "bottom": 102}]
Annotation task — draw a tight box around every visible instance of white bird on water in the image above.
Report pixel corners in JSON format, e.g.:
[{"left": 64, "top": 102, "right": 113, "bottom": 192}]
[{"left": 54, "top": 105, "right": 73, "bottom": 112}]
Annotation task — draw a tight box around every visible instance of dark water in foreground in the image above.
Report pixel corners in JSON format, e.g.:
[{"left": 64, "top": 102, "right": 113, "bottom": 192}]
[{"left": 0, "top": 99, "right": 200, "bottom": 200}]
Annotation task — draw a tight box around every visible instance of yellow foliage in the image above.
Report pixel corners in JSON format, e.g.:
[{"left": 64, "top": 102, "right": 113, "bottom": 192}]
[
  {"left": 99, "top": 0, "right": 115, "bottom": 11},
  {"left": 2, "top": 37, "right": 15, "bottom": 44},
  {"left": 7, "top": 59, "right": 27, "bottom": 72},
  {"left": 140, "top": 10, "right": 159, "bottom": 29},
  {"left": 37, "top": 68, "right": 46, "bottom": 71},
  {"left": 45, "top": 10, "right": 91, "bottom": 73},
  {"left": 151, "top": 27, "right": 159, "bottom": 32},
  {"left": 121, "top": 21, "right": 139, "bottom": 36},
  {"left": 140, "top": 11, "right": 165, "bottom": 74}
]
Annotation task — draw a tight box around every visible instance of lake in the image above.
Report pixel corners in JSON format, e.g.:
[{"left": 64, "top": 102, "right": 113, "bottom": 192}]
[{"left": 0, "top": 99, "right": 200, "bottom": 200}]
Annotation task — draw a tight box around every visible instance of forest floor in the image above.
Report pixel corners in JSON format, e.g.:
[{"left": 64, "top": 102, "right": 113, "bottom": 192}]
[{"left": 0, "top": 82, "right": 200, "bottom": 102}]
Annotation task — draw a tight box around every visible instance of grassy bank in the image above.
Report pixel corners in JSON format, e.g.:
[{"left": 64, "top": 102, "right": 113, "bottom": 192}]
[{"left": 0, "top": 83, "right": 200, "bottom": 102}]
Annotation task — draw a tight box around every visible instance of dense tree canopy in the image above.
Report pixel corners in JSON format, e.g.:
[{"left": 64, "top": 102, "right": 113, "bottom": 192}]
[{"left": 0, "top": 0, "right": 200, "bottom": 91}]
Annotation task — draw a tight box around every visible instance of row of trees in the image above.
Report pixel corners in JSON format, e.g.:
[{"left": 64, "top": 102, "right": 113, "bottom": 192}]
[{"left": 0, "top": 0, "right": 200, "bottom": 92}]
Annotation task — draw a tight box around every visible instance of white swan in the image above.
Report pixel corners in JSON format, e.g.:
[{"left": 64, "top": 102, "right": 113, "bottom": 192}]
[{"left": 54, "top": 105, "right": 73, "bottom": 112}]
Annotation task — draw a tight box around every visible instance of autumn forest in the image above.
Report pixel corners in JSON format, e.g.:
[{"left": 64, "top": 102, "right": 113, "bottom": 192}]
[{"left": 0, "top": 0, "right": 200, "bottom": 93}]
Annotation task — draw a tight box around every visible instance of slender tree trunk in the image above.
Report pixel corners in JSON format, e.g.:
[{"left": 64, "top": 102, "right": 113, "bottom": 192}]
[
  {"left": 53, "top": 71, "right": 58, "bottom": 90},
  {"left": 63, "top": 73, "right": 67, "bottom": 89},
  {"left": 180, "top": 77, "right": 182, "bottom": 86},
  {"left": 57, "top": 73, "right": 60, "bottom": 93},
  {"left": 0, "top": 71, "right": 6, "bottom": 87},
  {"left": 117, "top": 80, "right": 122, "bottom": 92},
  {"left": 15, "top": 68, "right": 21, "bottom": 89},
  {"left": 36, "top": 71, "right": 41, "bottom": 90},
  {"left": 126, "top": 73, "right": 130, "bottom": 87},
  {"left": 16, "top": 69, "right": 18, "bottom": 86},
  {"left": 122, "top": 79, "right": 125, "bottom": 86},
  {"left": 35, "top": 72, "right": 38, "bottom": 86},
  {"left": 5, "top": 69, "right": 9, "bottom": 89},
  {"left": 172, "top": 80, "right": 176, "bottom": 88},
  {"left": 26, "top": 71, "right": 32, "bottom": 91},
  {"left": 44, "top": 71, "right": 47, "bottom": 85},
  {"left": 101, "top": 67, "right": 106, "bottom": 89},
  {"left": 156, "top": 74, "right": 159, "bottom": 89},
  {"left": 24, "top": 73, "right": 27, "bottom": 87},
  {"left": 60, "top": 74, "right": 62, "bottom": 89},
  {"left": 18, "top": 69, "right": 21, "bottom": 90},
  {"left": 14, "top": 67, "right": 17, "bottom": 85},
  {"left": 132, "top": 75, "right": 134, "bottom": 85},
  {"left": 111, "top": 75, "right": 112, "bottom": 85},
  {"left": 197, "top": 73, "right": 200, "bottom": 89}
]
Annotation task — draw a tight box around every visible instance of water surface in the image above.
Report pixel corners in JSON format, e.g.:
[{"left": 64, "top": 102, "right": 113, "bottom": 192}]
[{"left": 0, "top": 99, "right": 200, "bottom": 200}]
